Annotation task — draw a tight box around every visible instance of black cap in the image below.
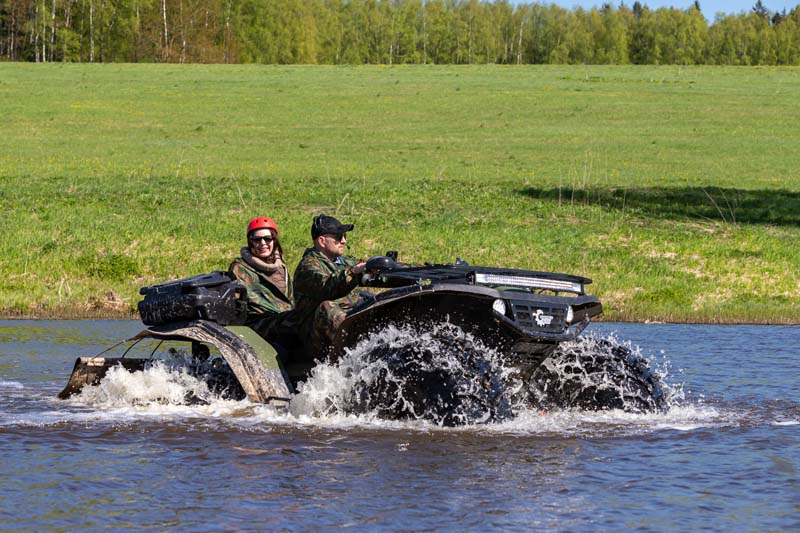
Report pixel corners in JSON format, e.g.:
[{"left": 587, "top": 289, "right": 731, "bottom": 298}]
[{"left": 311, "top": 214, "right": 354, "bottom": 239}]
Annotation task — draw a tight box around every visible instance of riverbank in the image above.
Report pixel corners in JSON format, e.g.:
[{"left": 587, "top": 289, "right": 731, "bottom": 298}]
[{"left": 1, "top": 64, "right": 798, "bottom": 323}]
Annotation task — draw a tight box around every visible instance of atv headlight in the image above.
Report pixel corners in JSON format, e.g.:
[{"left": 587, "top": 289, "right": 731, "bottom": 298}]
[
  {"left": 565, "top": 305, "right": 574, "bottom": 324},
  {"left": 474, "top": 272, "right": 583, "bottom": 293},
  {"left": 492, "top": 299, "right": 507, "bottom": 316}
]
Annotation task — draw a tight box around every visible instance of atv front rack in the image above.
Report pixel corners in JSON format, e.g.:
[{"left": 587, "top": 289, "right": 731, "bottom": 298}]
[{"left": 365, "top": 262, "right": 592, "bottom": 295}]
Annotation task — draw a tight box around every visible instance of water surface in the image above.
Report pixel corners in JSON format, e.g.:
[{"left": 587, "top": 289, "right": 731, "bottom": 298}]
[{"left": 1, "top": 320, "right": 798, "bottom": 531}]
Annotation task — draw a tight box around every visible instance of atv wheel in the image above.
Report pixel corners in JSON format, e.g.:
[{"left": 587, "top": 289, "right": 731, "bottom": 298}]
[
  {"left": 528, "top": 338, "right": 667, "bottom": 412},
  {"left": 347, "top": 324, "right": 513, "bottom": 426}
]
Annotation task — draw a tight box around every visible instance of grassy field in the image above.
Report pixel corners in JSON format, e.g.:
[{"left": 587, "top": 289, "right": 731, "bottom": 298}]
[{"left": 1, "top": 63, "right": 798, "bottom": 323}]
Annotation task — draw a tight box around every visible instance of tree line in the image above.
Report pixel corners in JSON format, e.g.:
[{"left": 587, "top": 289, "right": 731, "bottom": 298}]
[{"left": 2, "top": 0, "right": 799, "bottom": 65}]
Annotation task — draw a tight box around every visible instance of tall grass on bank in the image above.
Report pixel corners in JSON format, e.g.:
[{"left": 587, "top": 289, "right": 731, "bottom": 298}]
[{"left": 1, "top": 64, "right": 798, "bottom": 323}]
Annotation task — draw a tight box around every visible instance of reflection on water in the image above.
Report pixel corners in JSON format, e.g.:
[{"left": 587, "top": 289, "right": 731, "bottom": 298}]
[{"left": 1, "top": 320, "right": 799, "bottom": 530}]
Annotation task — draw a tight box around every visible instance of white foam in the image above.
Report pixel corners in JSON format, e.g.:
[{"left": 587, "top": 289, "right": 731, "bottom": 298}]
[
  {"left": 9, "top": 385, "right": 737, "bottom": 436},
  {"left": 455, "top": 402, "right": 730, "bottom": 436},
  {"left": 0, "top": 380, "right": 24, "bottom": 389},
  {"left": 75, "top": 361, "right": 217, "bottom": 408},
  {"left": 13, "top": 326, "right": 740, "bottom": 435}
]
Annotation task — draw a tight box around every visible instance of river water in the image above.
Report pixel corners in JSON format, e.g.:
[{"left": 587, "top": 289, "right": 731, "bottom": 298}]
[{"left": 1, "top": 320, "right": 798, "bottom": 531}]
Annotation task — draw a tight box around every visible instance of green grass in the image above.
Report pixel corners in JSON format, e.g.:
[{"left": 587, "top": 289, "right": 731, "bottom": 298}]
[{"left": 1, "top": 63, "right": 798, "bottom": 323}]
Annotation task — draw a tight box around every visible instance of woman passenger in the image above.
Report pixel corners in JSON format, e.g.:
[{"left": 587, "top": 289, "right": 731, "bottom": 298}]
[{"left": 229, "top": 217, "right": 294, "bottom": 343}]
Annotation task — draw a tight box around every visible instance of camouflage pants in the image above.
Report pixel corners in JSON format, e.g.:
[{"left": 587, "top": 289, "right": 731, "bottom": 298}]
[
  {"left": 250, "top": 310, "right": 297, "bottom": 343},
  {"left": 309, "top": 300, "right": 349, "bottom": 358}
]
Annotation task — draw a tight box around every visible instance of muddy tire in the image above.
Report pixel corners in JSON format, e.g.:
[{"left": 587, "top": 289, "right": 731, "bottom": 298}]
[
  {"left": 528, "top": 338, "right": 667, "bottom": 412},
  {"left": 347, "top": 324, "right": 513, "bottom": 426}
]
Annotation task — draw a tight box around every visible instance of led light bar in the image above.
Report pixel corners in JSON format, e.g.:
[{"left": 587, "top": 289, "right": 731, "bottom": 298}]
[{"left": 474, "top": 273, "right": 583, "bottom": 293}]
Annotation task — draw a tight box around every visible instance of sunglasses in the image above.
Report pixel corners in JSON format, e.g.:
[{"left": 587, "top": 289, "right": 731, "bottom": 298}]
[
  {"left": 249, "top": 235, "right": 275, "bottom": 243},
  {"left": 324, "top": 233, "right": 345, "bottom": 243}
]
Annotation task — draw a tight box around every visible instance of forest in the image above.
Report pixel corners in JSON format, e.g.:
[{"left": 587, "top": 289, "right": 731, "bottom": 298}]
[{"left": 1, "top": 1, "right": 799, "bottom": 65}]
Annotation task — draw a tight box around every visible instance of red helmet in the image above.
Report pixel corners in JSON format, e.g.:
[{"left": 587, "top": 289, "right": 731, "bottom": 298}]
[{"left": 247, "top": 216, "right": 279, "bottom": 237}]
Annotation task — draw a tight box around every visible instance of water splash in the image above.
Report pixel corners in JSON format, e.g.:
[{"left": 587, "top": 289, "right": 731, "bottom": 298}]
[
  {"left": 74, "top": 349, "right": 246, "bottom": 409},
  {"left": 76, "top": 361, "right": 215, "bottom": 408},
  {"left": 293, "top": 326, "right": 679, "bottom": 426},
  {"left": 62, "top": 325, "right": 686, "bottom": 430},
  {"left": 526, "top": 332, "right": 678, "bottom": 413},
  {"left": 292, "top": 323, "right": 516, "bottom": 426}
]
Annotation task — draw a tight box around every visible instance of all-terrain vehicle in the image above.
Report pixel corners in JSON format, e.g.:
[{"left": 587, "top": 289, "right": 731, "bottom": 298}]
[{"left": 60, "top": 257, "right": 665, "bottom": 424}]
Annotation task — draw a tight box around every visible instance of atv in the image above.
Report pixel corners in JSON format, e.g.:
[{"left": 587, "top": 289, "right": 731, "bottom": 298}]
[
  {"left": 60, "top": 256, "right": 665, "bottom": 423},
  {"left": 337, "top": 255, "right": 602, "bottom": 373}
]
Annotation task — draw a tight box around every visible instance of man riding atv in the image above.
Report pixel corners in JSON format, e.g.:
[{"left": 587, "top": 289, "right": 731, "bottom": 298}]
[{"left": 292, "top": 214, "right": 367, "bottom": 360}]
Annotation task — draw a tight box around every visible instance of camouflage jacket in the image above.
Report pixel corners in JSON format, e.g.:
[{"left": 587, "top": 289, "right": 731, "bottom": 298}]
[
  {"left": 228, "top": 258, "right": 294, "bottom": 321},
  {"left": 292, "top": 247, "right": 360, "bottom": 337}
]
